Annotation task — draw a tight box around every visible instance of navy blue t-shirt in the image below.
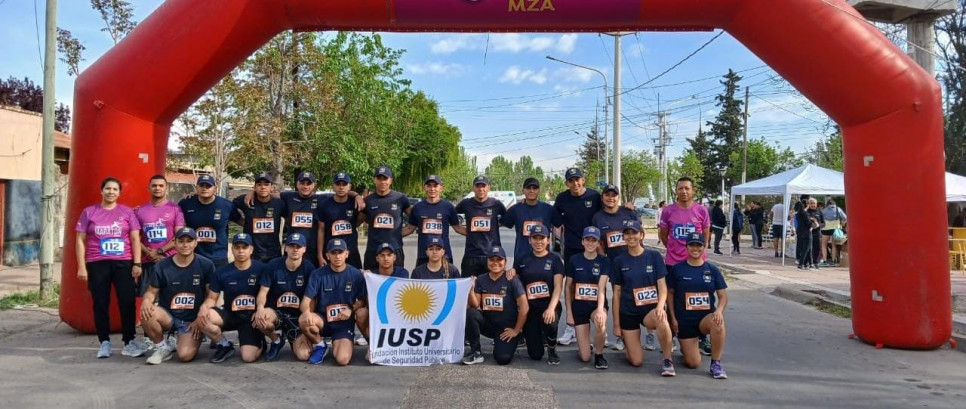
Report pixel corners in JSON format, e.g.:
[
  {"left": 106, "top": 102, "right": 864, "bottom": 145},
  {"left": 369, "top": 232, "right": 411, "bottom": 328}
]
[
  {"left": 474, "top": 273, "right": 526, "bottom": 328},
  {"left": 231, "top": 195, "right": 287, "bottom": 260},
  {"left": 210, "top": 260, "right": 265, "bottom": 319},
  {"left": 565, "top": 253, "right": 611, "bottom": 313},
  {"left": 317, "top": 196, "right": 360, "bottom": 255},
  {"left": 259, "top": 257, "right": 316, "bottom": 316},
  {"left": 373, "top": 266, "right": 410, "bottom": 279},
  {"left": 667, "top": 261, "right": 727, "bottom": 320},
  {"left": 554, "top": 188, "right": 602, "bottom": 252},
  {"left": 149, "top": 255, "right": 215, "bottom": 322},
  {"left": 592, "top": 208, "right": 641, "bottom": 259},
  {"left": 280, "top": 191, "right": 329, "bottom": 251},
  {"left": 512, "top": 252, "right": 564, "bottom": 311},
  {"left": 178, "top": 196, "right": 234, "bottom": 263},
  {"left": 411, "top": 263, "right": 461, "bottom": 280},
  {"left": 363, "top": 191, "right": 410, "bottom": 252},
  {"left": 304, "top": 265, "right": 367, "bottom": 323},
  {"left": 408, "top": 200, "right": 460, "bottom": 260},
  {"left": 501, "top": 200, "right": 556, "bottom": 258},
  {"left": 456, "top": 197, "right": 507, "bottom": 257},
  {"left": 611, "top": 249, "right": 668, "bottom": 316}
]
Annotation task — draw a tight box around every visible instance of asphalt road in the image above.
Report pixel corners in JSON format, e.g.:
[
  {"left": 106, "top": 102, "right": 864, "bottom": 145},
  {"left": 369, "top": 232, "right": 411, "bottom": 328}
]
[{"left": 0, "top": 229, "right": 963, "bottom": 408}]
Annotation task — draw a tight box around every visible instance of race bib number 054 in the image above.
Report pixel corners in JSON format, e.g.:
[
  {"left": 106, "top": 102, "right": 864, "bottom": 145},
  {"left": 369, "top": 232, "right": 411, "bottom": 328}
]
[{"left": 685, "top": 292, "right": 711, "bottom": 311}]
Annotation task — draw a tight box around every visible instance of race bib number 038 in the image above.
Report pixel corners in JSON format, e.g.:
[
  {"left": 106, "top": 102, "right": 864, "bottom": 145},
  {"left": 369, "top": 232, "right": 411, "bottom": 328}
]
[
  {"left": 196, "top": 227, "right": 217, "bottom": 243},
  {"left": 291, "top": 212, "right": 314, "bottom": 228},
  {"left": 634, "top": 286, "right": 658, "bottom": 307},
  {"left": 525, "top": 281, "right": 550, "bottom": 300},
  {"left": 374, "top": 213, "right": 394, "bottom": 229},
  {"left": 99, "top": 238, "right": 125, "bottom": 256},
  {"left": 232, "top": 295, "right": 256, "bottom": 311},
  {"left": 253, "top": 218, "right": 275, "bottom": 234},
  {"left": 422, "top": 219, "right": 444, "bottom": 235},
  {"left": 575, "top": 283, "right": 598, "bottom": 301},
  {"left": 522, "top": 220, "right": 540, "bottom": 237},
  {"left": 481, "top": 294, "right": 504, "bottom": 312},
  {"left": 171, "top": 292, "right": 196, "bottom": 310},
  {"left": 685, "top": 292, "right": 711, "bottom": 311},
  {"left": 326, "top": 303, "right": 350, "bottom": 321},
  {"left": 470, "top": 216, "right": 491, "bottom": 232}
]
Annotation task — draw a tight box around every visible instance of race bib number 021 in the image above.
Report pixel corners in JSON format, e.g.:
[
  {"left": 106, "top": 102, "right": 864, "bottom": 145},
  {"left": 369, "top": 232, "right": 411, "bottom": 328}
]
[
  {"left": 634, "top": 286, "right": 658, "bottom": 307},
  {"left": 685, "top": 292, "right": 711, "bottom": 311},
  {"left": 575, "top": 283, "right": 598, "bottom": 301},
  {"left": 374, "top": 213, "right": 394, "bottom": 229}
]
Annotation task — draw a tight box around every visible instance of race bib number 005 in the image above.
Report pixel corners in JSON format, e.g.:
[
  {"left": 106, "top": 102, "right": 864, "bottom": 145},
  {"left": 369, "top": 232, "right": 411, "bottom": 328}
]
[{"left": 525, "top": 281, "right": 550, "bottom": 300}]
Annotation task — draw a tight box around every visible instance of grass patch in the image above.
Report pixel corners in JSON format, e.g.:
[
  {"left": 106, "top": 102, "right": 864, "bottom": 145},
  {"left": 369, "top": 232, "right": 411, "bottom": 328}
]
[
  {"left": 816, "top": 302, "right": 852, "bottom": 319},
  {"left": 0, "top": 284, "right": 60, "bottom": 310}
]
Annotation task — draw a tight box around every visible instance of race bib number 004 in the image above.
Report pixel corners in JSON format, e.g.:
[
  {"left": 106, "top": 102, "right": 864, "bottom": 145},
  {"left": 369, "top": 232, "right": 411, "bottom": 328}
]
[
  {"left": 633, "top": 286, "right": 658, "bottom": 307},
  {"left": 232, "top": 295, "right": 256, "bottom": 311}
]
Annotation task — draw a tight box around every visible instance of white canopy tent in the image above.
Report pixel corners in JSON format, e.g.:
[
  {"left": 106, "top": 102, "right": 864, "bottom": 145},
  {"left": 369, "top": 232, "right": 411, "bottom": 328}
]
[
  {"left": 946, "top": 172, "right": 966, "bottom": 202},
  {"left": 728, "top": 164, "right": 845, "bottom": 265}
]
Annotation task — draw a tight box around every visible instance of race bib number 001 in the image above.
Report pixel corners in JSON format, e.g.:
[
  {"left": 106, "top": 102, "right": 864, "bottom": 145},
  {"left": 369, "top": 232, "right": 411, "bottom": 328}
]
[
  {"left": 196, "top": 227, "right": 217, "bottom": 243},
  {"left": 170, "top": 292, "right": 196, "bottom": 310},
  {"left": 253, "top": 218, "right": 275, "bottom": 234},
  {"left": 633, "top": 286, "right": 658, "bottom": 307},
  {"left": 291, "top": 212, "right": 314, "bottom": 228},
  {"left": 99, "top": 238, "right": 125, "bottom": 256},
  {"left": 232, "top": 295, "right": 256, "bottom": 311},
  {"left": 525, "top": 281, "right": 550, "bottom": 300},
  {"left": 481, "top": 294, "right": 504, "bottom": 312},
  {"left": 575, "top": 283, "right": 598, "bottom": 301},
  {"left": 374, "top": 213, "right": 394, "bottom": 229},
  {"left": 685, "top": 292, "right": 711, "bottom": 311},
  {"left": 470, "top": 216, "right": 491, "bottom": 232},
  {"left": 422, "top": 219, "right": 444, "bottom": 235},
  {"left": 326, "top": 303, "right": 350, "bottom": 321}
]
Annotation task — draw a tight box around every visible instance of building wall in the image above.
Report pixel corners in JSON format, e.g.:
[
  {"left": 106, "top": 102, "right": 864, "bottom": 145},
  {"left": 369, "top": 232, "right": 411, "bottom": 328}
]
[
  {"left": 0, "top": 107, "right": 43, "bottom": 181},
  {"left": 2, "top": 180, "right": 41, "bottom": 265}
]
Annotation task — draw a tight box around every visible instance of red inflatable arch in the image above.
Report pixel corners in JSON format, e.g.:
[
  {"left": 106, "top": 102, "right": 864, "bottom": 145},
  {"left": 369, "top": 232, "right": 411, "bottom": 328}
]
[{"left": 63, "top": 0, "right": 950, "bottom": 349}]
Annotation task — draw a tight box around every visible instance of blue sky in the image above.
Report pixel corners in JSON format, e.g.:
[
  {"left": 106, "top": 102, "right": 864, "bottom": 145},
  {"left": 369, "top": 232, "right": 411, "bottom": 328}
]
[{"left": 0, "top": 0, "right": 832, "bottom": 177}]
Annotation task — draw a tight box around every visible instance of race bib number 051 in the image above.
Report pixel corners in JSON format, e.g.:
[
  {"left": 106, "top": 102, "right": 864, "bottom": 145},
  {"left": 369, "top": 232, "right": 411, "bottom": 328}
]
[
  {"left": 634, "top": 286, "right": 658, "bottom": 307},
  {"left": 470, "top": 216, "right": 491, "bottom": 232}
]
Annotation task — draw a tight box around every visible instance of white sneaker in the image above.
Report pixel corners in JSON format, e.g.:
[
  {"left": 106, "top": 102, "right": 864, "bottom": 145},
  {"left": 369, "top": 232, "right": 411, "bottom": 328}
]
[
  {"left": 96, "top": 341, "right": 112, "bottom": 358},
  {"left": 612, "top": 337, "right": 625, "bottom": 351},
  {"left": 643, "top": 333, "right": 657, "bottom": 351},
  {"left": 166, "top": 334, "right": 178, "bottom": 350},
  {"left": 355, "top": 336, "right": 368, "bottom": 346},
  {"left": 146, "top": 345, "right": 173, "bottom": 365},
  {"left": 557, "top": 325, "right": 576, "bottom": 346},
  {"left": 121, "top": 342, "right": 146, "bottom": 357}
]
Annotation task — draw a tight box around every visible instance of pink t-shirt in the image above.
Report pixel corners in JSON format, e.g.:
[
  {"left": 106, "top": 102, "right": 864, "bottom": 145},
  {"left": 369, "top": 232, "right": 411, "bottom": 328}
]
[
  {"left": 658, "top": 202, "right": 711, "bottom": 266},
  {"left": 135, "top": 200, "right": 185, "bottom": 257},
  {"left": 75, "top": 204, "right": 141, "bottom": 263}
]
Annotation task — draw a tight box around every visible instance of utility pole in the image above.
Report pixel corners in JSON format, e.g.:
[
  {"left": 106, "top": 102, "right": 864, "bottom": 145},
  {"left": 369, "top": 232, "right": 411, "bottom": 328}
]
[
  {"left": 655, "top": 112, "right": 670, "bottom": 204},
  {"left": 40, "top": 0, "right": 58, "bottom": 300},
  {"left": 612, "top": 34, "right": 623, "bottom": 190},
  {"left": 741, "top": 87, "right": 750, "bottom": 185}
]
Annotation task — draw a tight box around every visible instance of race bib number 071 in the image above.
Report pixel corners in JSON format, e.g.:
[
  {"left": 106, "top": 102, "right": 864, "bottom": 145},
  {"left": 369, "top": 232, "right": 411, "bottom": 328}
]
[{"left": 326, "top": 303, "right": 350, "bottom": 321}]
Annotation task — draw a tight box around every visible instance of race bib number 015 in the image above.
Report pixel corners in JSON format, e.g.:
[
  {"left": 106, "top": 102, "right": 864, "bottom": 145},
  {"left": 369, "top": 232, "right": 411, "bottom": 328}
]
[
  {"left": 525, "top": 281, "right": 550, "bottom": 300},
  {"left": 633, "top": 286, "right": 658, "bottom": 307},
  {"left": 685, "top": 292, "right": 711, "bottom": 311},
  {"left": 481, "top": 294, "right": 504, "bottom": 312},
  {"left": 99, "top": 238, "right": 125, "bottom": 256},
  {"left": 575, "top": 283, "right": 598, "bottom": 301}
]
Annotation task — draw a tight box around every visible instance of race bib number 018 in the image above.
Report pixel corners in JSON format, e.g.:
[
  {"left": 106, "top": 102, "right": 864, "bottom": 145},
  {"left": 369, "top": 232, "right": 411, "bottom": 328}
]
[
  {"left": 326, "top": 303, "right": 350, "bottom": 321},
  {"left": 232, "top": 295, "right": 256, "bottom": 311},
  {"left": 171, "top": 292, "right": 195, "bottom": 310},
  {"left": 481, "top": 294, "right": 504, "bottom": 312},
  {"left": 196, "top": 227, "right": 217, "bottom": 243},
  {"left": 422, "top": 219, "right": 444, "bottom": 235},
  {"left": 575, "top": 283, "right": 599, "bottom": 301},
  {"left": 99, "top": 238, "right": 125, "bottom": 256},
  {"left": 253, "top": 218, "right": 275, "bottom": 234},
  {"left": 525, "top": 281, "right": 550, "bottom": 300},
  {"left": 374, "top": 213, "right": 394, "bottom": 229},
  {"left": 291, "top": 212, "right": 314, "bottom": 228},
  {"left": 277, "top": 292, "right": 300, "bottom": 309},
  {"left": 470, "top": 216, "right": 491, "bottom": 232},
  {"left": 633, "top": 286, "right": 659, "bottom": 307},
  {"left": 331, "top": 220, "right": 353, "bottom": 236},
  {"left": 685, "top": 292, "right": 711, "bottom": 311}
]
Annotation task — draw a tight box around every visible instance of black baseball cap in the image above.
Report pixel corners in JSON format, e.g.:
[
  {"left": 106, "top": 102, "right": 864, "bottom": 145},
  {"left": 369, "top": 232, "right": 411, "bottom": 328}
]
[
  {"left": 375, "top": 166, "right": 394, "bottom": 178},
  {"left": 523, "top": 177, "right": 540, "bottom": 188},
  {"left": 254, "top": 172, "right": 272, "bottom": 183},
  {"left": 473, "top": 176, "right": 489, "bottom": 186},
  {"left": 602, "top": 184, "right": 620, "bottom": 195},
  {"left": 298, "top": 171, "right": 316, "bottom": 184},
  {"left": 425, "top": 175, "right": 442, "bottom": 185},
  {"left": 175, "top": 227, "right": 196, "bottom": 240},
  {"left": 196, "top": 174, "right": 215, "bottom": 186},
  {"left": 334, "top": 172, "right": 351, "bottom": 184},
  {"left": 565, "top": 167, "right": 583, "bottom": 180}
]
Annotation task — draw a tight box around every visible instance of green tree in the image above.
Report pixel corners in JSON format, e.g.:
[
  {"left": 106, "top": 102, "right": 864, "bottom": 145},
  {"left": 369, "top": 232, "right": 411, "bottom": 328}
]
[
  {"left": 936, "top": 7, "right": 966, "bottom": 174},
  {"left": 704, "top": 70, "right": 744, "bottom": 195},
  {"left": 484, "top": 156, "right": 516, "bottom": 191},
  {"left": 620, "top": 150, "right": 661, "bottom": 202},
  {"left": 728, "top": 138, "right": 800, "bottom": 187},
  {"left": 91, "top": 0, "right": 137, "bottom": 44},
  {"left": 439, "top": 147, "right": 477, "bottom": 201},
  {"left": 668, "top": 150, "right": 706, "bottom": 199},
  {"left": 801, "top": 125, "right": 843, "bottom": 171}
]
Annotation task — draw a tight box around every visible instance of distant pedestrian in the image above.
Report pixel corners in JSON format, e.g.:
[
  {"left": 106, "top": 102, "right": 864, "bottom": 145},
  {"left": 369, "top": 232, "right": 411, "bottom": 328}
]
[
  {"left": 793, "top": 202, "right": 812, "bottom": 269},
  {"left": 820, "top": 198, "right": 847, "bottom": 266},
  {"left": 710, "top": 200, "right": 727, "bottom": 255},
  {"left": 731, "top": 203, "right": 744, "bottom": 254},
  {"left": 768, "top": 202, "right": 786, "bottom": 258}
]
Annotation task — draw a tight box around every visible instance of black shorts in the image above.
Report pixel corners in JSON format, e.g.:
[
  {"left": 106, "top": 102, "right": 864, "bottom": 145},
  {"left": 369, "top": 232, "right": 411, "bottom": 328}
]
[
  {"left": 820, "top": 229, "right": 834, "bottom": 236},
  {"left": 573, "top": 306, "right": 607, "bottom": 326},
  {"left": 771, "top": 225, "right": 784, "bottom": 239},
  {"left": 461, "top": 255, "right": 488, "bottom": 278},
  {"left": 677, "top": 313, "right": 710, "bottom": 339},
  {"left": 216, "top": 307, "right": 263, "bottom": 347},
  {"left": 619, "top": 307, "right": 656, "bottom": 331},
  {"left": 274, "top": 310, "right": 302, "bottom": 343},
  {"left": 321, "top": 320, "right": 355, "bottom": 341}
]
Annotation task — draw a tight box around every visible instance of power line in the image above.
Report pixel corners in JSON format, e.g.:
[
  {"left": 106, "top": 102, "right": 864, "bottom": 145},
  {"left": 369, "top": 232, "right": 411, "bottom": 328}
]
[{"left": 619, "top": 31, "right": 724, "bottom": 97}]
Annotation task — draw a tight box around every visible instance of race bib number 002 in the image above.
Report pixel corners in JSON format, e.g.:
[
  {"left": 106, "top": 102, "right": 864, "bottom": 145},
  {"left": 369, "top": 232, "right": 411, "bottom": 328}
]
[
  {"left": 170, "top": 292, "right": 195, "bottom": 310},
  {"left": 633, "top": 286, "right": 658, "bottom": 307}
]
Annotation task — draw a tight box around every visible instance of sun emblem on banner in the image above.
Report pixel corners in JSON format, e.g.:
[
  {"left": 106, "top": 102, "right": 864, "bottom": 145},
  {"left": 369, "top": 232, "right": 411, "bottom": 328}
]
[{"left": 394, "top": 283, "right": 437, "bottom": 322}]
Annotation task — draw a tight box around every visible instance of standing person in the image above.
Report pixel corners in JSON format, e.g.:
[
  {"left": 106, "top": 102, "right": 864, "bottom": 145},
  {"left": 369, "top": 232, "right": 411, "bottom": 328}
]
[
  {"left": 501, "top": 177, "right": 556, "bottom": 259},
  {"left": 769, "top": 202, "right": 786, "bottom": 258},
  {"left": 806, "top": 198, "right": 825, "bottom": 269},
  {"left": 710, "top": 200, "right": 727, "bottom": 255},
  {"left": 667, "top": 232, "right": 730, "bottom": 379},
  {"left": 454, "top": 176, "right": 507, "bottom": 277},
  {"left": 253, "top": 233, "right": 316, "bottom": 362},
  {"left": 140, "top": 227, "right": 215, "bottom": 364},
  {"left": 179, "top": 174, "right": 235, "bottom": 268},
  {"left": 564, "top": 227, "right": 611, "bottom": 369},
  {"left": 136, "top": 175, "right": 185, "bottom": 294},
  {"left": 611, "top": 220, "right": 676, "bottom": 376},
  {"left": 299, "top": 238, "right": 369, "bottom": 366},
  {"left": 361, "top": 166, "right": 411, "bottom": 270},
  {"left": 793, "top": 202, "right": 813, "bottom": 269},
  {"left": 75, "top": 177, "right": 143, "bottom": 359},
  {"left": 591, "top": 184, "right": 640, "bottom": 259},
  {"left": 820, "top": 198, "right": 847, "bottom": 266},
  {"left": 280, "top": 172, "right": 324, "bottom": 265},
  {"left": 463, "top": 246, "right": 529, "bottom": 366},
  {"left": 731, "top": 203, "right": 744, "bottom": 255},
  {"left": 197, "top": 233, "right": 266, "bottom": 363},
  {"left": 404, "top": 175, "right": 460, "bottom": 266},
  {"left": 658, "top": 177, "right": 711, "bottom": 268},
  {"left": 411, "top": 236, "right": 461, "bottom": 279},
  {"left": 372, "top": 242, "right": 410, "bottom": 278},
  {"left": 553, "top": 167, "right": 602, "bottom": 347},
  {"left": 510, "top": 224, "right": 564, "bottom": 365},
  {"left": 316, "top": 172, "right": 363, "bottom": 268},
  {"left": 747, "top": 202, "right": 765, "bottom": 249},
  {"left": 232, "top": 172, "right": 287, "bottom": 263}
]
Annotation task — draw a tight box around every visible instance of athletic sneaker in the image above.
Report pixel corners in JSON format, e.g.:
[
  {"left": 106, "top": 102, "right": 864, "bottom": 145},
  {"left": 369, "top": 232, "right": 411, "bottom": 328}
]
[
  {"left": 612, "top": 337, "right": 625, "bottom": 351},
  {"left": 699, "top": 336, "right": 712, "bottom": 356},
  {"left": 547, "top": 348, "right": 560, "bottom": 365},
  {"left": 146, "top": 345, "right": 173, "bottom": 365},
  {"left": 210, "top": 342, "right": 235, "bottom": 363},
  {"left": 121, "top": 341, "right": 146, "bottom": 357},
  {"left": 354, "top": 336, "right": 368, "bottom": 346},
  {"left": 308, "top": 344, "right": 329, "bottom": 365},
  {"left": 462, "top": 350, "right": 484, "bottom": 365},
  {"left": 661, "top": 359, "right": 676, "bottom": 377},
  {"left": 594, "top": 354, "right": 608, "bottom": 370},
  {"left": 96, "top": 341, "right": 111, "bottom": 359},
  {"left": 666, "top": 336, "right": 680, "bottom": 353},
  {"left": 266, "top": 338, "right": 286, "bottom": 362},
  {"left": 710, "top": 360, "right": 728, "bottom": 379},
  {"left": 557, "top": 325, "right": 576, "bottom": 345},
  {"left": 643, "top": 333, "right": 657, "bottom": 351}
]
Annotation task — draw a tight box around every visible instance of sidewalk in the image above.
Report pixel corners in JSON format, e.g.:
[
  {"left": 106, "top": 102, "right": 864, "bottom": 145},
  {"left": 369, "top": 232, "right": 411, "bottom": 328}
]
[{"left": 0, "top": 263, "right": 61, "bottom": 299}]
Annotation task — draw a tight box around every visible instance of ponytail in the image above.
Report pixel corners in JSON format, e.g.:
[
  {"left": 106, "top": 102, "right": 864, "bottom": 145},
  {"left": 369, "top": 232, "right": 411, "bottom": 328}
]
[{"left": 441, "top": 257, "right": 450, "bottom": 279}]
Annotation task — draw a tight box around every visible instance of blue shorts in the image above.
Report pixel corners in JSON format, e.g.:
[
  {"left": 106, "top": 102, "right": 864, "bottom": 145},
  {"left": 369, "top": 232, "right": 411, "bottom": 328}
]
[
  {"left": 160, "top": 308, "right": 194, "bottom": 335},
  {"left": 771, "top": 225, "right": 784, "bottom": 239},
  {"left": 321, "top": 320, "right": 355, "bottom": 341},
  {"left": 677, "top": 313, "right": 711, "bottom": 339}
]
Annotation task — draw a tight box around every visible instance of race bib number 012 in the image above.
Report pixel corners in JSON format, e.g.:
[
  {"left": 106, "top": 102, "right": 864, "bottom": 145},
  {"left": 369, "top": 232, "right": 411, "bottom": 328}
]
[
  {"left": 634, "top": 286, "right": 658, "bottom": 307},
  {"left": 253, "top": 218, "right": 275, "bottom": 234}
]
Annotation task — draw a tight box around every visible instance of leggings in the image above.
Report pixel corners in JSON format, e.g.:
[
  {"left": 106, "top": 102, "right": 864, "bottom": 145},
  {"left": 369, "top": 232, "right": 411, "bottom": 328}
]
[
  {"left": 522, "top": 304, "right": 560, "bottom": 360},
  {"left": 731, "top": 229, "right": 741, "bottom": 252},
  {"left": 795, "top": 230, "right": 812, "bottom": 266},
  {"left": 712, "top": 227, "right": 724, "bottom": 252},
  {"left": 87, "top": 259, "right": 137, "bottom": 344},
  {"left": 465, "top": 308, "right": 519, "bottom": 365}
]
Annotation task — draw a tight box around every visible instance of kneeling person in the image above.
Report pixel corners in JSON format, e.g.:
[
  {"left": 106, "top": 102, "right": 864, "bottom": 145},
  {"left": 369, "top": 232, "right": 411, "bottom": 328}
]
[
  {"left": 510, "top": 224, "right": 564, "bottom": 364},
  {"left": 611, "top": 220, "right": 676, "bottom": 376},
  {"left": 198, "top": 233, "right": 266, "bottom": 363},
  {"left": 254, "top": 233, "right": 316, "bottom": 361},
  {"left": 668, "top": 232, "right": 729, "bottom": 379},
  {"left": 565, "top": 227, "right": 611, "bottom": 369},
  {"left": 463, "top": 246, "right": 528, "bottom": 366},
  {"left": 299, "top": 238, "right": 369, "bottom": 366},
  {"left": 141, "top": 227, "right": 215, "bottom": 364}
]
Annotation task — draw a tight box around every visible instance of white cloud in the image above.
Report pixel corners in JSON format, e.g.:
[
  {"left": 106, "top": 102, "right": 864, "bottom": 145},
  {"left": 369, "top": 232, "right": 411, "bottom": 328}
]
[
  {"left": 429, "top": 34, "right": 577, "bottom": 55},
  {"left": 499, "top": 66, "right": 548, "bottom": 85},
  {"left": 552, "top": 67, "right": 600, "bottom": 84},
  {"left": 406, "top": 62, "right": 467, "bottom": 77},
  {"left": 556, "top": 34, "right": 578, "bottom": 54},
  {"left": 430, "top": 35, "right": 483, "bottom": 54}
]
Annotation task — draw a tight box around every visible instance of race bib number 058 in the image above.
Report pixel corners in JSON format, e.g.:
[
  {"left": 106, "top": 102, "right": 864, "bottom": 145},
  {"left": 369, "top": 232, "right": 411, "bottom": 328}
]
[{"left": 634, "top": 286, "right": 658, "bottom": 307}]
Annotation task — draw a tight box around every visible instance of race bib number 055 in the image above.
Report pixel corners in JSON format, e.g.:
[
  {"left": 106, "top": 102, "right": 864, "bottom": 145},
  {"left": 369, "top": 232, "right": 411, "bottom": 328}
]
[
  {"left": 291, "top": 212, "right": 314, "bottom": 228},
  {"left": 634, "top": 286, "right": 658, "bottom": 307}
]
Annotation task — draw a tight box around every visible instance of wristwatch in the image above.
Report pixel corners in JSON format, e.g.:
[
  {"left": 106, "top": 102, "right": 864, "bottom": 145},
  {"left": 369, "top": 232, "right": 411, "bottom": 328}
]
[
  {"left": 156, "top": 248, "right": 165, "bottom": 256},
  {"left": 133, "top": 263, "right": 142, "bottom": 268}
]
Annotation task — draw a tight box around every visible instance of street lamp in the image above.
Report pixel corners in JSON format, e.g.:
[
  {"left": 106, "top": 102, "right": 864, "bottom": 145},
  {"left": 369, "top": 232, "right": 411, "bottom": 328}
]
[
  {"left": 547, "top": 55, "right": 610, "bottom": 184},
  {"left": 719, "top": 166, "right": 728, "bottom": 199}
]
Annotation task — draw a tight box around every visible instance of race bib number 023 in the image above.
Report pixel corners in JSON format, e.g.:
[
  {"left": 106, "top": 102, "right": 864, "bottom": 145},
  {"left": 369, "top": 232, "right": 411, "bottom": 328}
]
[{"left": 575, "top": 283, "right": 598, "bottom": 301}]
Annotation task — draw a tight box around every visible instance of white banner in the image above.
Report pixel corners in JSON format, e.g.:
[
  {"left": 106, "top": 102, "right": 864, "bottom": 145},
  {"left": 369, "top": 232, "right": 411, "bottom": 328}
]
[{"left": 365, "top": 274, "right": 473, "bottom": 366}]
